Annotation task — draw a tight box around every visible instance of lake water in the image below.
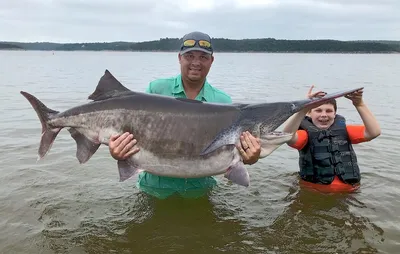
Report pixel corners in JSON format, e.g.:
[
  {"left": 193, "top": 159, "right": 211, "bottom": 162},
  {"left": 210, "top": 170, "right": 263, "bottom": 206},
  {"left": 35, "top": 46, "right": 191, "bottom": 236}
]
[{"left": 0, "top": 50, "right": 399, "bottom": 254}]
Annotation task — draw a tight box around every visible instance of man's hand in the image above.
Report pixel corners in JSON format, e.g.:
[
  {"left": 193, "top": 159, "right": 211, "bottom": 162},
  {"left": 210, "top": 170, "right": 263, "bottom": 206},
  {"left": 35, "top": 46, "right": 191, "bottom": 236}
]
[
  {"left": 109, "top": 132, "right": 139, "bottom": 160},
  {"left": 237, "top": 131, "right": 261, "bottom": 165}
]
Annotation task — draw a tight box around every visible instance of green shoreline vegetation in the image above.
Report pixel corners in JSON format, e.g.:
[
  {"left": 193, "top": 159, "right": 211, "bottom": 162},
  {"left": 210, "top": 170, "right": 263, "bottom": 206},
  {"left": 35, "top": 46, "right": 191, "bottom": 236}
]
[
  {"left": 1, "top": 38, "right": 400, "bottom": 53},
  {"left": 0, "top": 43, "right": 24, "bottom": 50}
]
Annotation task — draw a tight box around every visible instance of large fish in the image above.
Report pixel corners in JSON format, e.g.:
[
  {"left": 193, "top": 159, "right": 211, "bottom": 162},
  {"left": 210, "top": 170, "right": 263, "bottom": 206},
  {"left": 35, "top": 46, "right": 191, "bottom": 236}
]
[{"left": 21, "top": 70, "right": 362, "bottom": 187}]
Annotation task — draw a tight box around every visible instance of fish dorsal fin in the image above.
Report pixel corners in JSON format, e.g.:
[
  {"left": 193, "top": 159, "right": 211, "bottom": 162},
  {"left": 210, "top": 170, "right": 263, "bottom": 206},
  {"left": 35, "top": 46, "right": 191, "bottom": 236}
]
[{"left": 88, "top": 69, "right": 134, "bottom": 101}]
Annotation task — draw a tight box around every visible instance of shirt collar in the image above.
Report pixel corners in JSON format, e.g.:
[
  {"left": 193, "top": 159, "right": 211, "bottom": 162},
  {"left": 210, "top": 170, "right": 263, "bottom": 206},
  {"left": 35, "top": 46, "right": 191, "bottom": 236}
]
[{"left": 173, "top": 74, "right": 212, "bottom": 102}]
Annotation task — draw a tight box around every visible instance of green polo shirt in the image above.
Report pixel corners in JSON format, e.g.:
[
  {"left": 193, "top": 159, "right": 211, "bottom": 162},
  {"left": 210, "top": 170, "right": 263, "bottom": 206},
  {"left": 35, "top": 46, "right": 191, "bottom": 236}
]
[{"left": 136, "top": 74, "right": 232, "bottom": 199}]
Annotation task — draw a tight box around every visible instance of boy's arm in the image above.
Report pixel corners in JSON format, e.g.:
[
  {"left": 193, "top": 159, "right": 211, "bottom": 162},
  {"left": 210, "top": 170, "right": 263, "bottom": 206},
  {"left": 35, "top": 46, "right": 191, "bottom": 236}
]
[
  {"left": 346, "top": 89, "right": 381, "bottom": 141},
  {"left": 284, "top": 85, "right": 326, "bottom": 146},
  {"left": 288, "top": 130, "right": 308, "bottom": 150},
  {"left": 283, "top": 109, "right": 309, "bottom": 146}
]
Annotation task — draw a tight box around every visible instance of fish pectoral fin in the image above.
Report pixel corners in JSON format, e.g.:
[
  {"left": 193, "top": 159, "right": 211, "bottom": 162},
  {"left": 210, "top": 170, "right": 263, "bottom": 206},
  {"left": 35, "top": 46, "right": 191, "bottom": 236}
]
[
  {"left": 200, "top": 127, "right": 240, "bottom": 156},
  {"left": 68, "top": 128, "right": 100, "bottom": 164},
  {"left": 118, "top": 160, "right": 140, "bottom": 182},
  {"left": 224, "top": 161, "right": 250, "bottom": 187}
]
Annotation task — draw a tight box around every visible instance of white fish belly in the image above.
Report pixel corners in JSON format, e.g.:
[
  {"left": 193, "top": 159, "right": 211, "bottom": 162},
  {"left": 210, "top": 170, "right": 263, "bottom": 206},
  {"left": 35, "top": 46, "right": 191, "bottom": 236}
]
[{"left": 132, "top": 146, "right": 241, "bottom": 178}]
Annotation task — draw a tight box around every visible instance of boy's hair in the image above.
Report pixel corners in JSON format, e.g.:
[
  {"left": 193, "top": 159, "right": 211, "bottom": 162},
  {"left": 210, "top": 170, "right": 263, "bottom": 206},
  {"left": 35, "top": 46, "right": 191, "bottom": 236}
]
[{"left": 308, "top": 99, "right": 337, "bottom": 113}]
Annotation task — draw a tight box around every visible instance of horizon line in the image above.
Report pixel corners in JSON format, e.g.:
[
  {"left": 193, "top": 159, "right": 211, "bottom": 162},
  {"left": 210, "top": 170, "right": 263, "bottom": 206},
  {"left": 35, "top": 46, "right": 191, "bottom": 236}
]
[{"left": 1, "top": 38, "right": 399, "bottom": 44}]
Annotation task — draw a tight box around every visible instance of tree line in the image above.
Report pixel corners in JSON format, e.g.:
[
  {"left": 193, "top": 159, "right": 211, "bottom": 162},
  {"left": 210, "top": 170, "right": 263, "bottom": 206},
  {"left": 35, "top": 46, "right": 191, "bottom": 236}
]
[
  {"left": 1, "top": 38, "right": 399, "bottom": 53},
  {"left": 0, "top": 43, "right": 24, "bottom": 50}
]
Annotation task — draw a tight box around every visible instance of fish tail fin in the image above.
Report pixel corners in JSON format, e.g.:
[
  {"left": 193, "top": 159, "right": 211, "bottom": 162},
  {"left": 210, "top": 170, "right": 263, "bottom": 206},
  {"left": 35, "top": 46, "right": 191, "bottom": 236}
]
[{"left": 20, "top": 91, "right": 61, "bottom": 159}]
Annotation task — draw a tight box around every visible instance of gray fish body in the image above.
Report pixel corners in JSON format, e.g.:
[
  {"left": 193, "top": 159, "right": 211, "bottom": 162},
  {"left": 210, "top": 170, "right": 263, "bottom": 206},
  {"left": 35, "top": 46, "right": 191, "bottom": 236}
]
[
  {"left": 51, "top": 93, "right": 243, "bottom": 178},
  {"left": 21, "top": 70, "right": 363, "bottom": 187}
]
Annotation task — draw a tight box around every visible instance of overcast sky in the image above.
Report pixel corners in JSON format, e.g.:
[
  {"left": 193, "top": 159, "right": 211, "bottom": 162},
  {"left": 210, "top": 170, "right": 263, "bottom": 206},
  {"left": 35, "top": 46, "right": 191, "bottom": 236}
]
[{"left": 1, "top": 0, "right": 399, "bottom": 42}]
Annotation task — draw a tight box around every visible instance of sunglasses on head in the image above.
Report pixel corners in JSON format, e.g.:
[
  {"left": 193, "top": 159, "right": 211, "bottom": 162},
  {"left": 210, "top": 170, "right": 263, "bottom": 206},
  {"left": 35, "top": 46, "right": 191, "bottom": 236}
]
[{"left": 182, "top": 39, "right": 212, "bottom": 50}]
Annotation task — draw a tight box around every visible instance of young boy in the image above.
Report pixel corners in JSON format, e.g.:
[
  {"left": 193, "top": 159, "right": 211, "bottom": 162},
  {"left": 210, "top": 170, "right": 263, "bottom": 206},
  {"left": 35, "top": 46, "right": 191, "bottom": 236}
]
[{"left": 283, "top": 86, "right": 381, "bottom": 192}]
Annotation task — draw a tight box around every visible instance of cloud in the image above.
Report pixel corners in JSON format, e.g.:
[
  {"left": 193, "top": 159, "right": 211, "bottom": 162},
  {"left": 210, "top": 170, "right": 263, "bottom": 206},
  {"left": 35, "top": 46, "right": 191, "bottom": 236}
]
[{"left": 0, "top": 0, "right": 399, "bottom": 42}]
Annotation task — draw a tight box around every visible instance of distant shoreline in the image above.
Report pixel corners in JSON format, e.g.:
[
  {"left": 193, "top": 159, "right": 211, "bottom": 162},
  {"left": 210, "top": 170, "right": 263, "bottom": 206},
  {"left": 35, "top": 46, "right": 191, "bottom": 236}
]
[
  {"left": 1, "top": 38, "right": 400, "bottom": 53},
  {"left": 1, "top": 49, "right": 399, "bottom": 54}
]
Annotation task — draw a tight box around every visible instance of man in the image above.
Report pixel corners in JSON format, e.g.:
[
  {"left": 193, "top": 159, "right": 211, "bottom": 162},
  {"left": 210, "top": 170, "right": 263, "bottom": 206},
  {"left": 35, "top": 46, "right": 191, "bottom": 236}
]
[{"left": 108, "top": 31, "right": 261, "bottom": 199}]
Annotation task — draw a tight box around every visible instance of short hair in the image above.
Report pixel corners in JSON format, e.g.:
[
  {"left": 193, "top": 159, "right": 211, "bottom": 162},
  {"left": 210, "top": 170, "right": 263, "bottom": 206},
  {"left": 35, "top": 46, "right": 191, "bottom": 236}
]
[{"left": 308, "top": 99, "right": 337, "bottom": 113}]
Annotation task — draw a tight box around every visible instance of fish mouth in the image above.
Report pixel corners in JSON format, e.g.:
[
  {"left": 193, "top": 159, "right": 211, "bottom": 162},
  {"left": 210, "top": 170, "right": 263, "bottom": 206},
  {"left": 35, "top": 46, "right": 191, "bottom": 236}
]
[
  {"left": 267, "top": 131, "right": 291, "bottom": 137},
  {"left": 265, "top": 131, "right": 293, "bottom": 144}
]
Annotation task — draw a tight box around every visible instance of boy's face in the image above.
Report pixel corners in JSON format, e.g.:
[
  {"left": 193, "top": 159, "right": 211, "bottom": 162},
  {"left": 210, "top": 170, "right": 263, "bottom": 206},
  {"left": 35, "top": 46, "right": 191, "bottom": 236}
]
[{"left": 309, "top": 103, "right": 336, "bottom": 130}]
